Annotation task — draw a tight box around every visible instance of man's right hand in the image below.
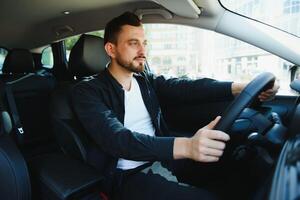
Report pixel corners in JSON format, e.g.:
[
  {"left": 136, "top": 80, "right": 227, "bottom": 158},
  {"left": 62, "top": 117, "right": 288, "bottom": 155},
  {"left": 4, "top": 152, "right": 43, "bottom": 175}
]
[{"left": 173, "top": 116, "right": 230, "bottom": 162}]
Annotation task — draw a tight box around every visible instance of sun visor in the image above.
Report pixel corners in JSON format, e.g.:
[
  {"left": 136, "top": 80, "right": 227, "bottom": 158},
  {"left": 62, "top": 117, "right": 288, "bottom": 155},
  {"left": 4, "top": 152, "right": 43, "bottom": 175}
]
[
  {"left": 154, "top": 0, "right": 201, "bottom": 19},
  {"left": 135, "top": 8, "right": 173, "bottom": 20}
]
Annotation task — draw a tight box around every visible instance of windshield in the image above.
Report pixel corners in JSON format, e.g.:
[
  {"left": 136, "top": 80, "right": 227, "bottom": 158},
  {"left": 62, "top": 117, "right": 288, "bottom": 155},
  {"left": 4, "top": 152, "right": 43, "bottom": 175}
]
[{"left": 220, "top": 0, "right": 300, "bottom": 37}]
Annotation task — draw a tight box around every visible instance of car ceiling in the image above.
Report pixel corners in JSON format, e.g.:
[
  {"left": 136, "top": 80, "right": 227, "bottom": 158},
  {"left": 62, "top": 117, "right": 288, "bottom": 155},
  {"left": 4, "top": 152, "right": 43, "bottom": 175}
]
[{"left": 0, "top": 0, "right": 224, "bottom": 49}]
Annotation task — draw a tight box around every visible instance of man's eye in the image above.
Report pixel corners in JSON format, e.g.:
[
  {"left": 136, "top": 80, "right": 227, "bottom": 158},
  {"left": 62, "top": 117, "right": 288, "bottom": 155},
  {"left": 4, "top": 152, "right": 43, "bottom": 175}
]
[{"left": 129, "top": 41, "right": 138, "bottom": 46}]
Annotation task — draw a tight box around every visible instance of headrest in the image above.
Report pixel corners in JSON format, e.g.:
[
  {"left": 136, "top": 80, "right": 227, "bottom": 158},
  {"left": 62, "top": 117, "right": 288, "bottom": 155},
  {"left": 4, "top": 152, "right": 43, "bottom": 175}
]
[
  {"left": 2, "top": 49, "right": 35, "bottom": 73},
  {"left": 68, "top": 34, "right": 110, "bottom": 78}
]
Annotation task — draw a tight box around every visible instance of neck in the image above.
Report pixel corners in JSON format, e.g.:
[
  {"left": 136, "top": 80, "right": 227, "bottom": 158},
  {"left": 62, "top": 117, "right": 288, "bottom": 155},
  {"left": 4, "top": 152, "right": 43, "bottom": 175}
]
[{"left": 108, "top": 60, "right": 133, "bottom": 91}]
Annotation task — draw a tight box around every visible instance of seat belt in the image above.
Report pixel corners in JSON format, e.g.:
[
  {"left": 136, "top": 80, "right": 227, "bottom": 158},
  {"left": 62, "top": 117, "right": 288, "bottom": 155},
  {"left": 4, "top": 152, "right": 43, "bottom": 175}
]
[{"left": 4, "top": 84, "right": 24, "bottom": 143}]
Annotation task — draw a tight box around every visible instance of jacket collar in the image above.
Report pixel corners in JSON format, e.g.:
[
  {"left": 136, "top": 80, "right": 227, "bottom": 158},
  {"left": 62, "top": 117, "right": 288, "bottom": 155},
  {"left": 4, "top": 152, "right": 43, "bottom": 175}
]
[{"left": 102, "top": 67, "right": 145, "bottom": 89}]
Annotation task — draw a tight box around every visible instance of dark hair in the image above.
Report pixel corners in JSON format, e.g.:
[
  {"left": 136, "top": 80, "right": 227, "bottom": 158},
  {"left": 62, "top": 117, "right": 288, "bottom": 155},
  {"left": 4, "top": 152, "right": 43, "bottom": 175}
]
[{"left": 104, "top": 12, "right": 141, "bottom": 45}]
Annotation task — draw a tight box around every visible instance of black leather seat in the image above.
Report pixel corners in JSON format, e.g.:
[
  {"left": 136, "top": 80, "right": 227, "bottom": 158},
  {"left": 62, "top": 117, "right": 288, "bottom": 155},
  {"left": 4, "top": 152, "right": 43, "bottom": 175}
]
[
  {"left": 68, "top": 34, "right": 109, "bottom": 79},
  {"left": 50, "top": 34, "right": 110, "bottom": 170},
  {"left": 0, "top": 104, "right": 31, "bottom": 200},
  {"left": 2, "top": 49, "right": 35, "bottom": 74},
  {"left": 1, "top": 49, "right": 56, "bottom": 158}
]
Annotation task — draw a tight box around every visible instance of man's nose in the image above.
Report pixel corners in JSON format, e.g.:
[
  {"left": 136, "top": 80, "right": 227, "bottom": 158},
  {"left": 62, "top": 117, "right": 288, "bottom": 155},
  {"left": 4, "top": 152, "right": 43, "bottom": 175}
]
[{"left": 138, "top": 43, "right": 146, "bottom": 54}]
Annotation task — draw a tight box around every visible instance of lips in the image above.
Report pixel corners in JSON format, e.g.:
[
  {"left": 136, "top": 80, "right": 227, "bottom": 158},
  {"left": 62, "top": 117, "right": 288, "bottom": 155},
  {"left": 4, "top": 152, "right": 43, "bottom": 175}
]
[{"left": 134, "top": 57, "right": 146, "bottom": 62}]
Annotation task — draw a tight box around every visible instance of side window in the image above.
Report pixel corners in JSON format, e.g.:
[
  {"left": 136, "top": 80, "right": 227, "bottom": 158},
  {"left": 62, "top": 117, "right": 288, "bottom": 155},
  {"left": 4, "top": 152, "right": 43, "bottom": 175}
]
[
  {"left": 0, "top": 48, "right": 8, "bottom": 71},
  {"left": 144, "top": 24, "right": 292, "bottom": 95},
  {"left": 64, "top": 30, "right": 104, "bottom": 61},
  {"left": 41, "top": 46, "right": 54, "bottom": 69}
]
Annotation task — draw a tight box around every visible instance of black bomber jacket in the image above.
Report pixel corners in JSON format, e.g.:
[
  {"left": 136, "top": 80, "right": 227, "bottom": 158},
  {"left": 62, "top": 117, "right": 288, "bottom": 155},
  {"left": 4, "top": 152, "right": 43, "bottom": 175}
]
[{"left": 71, "top": 69, "right": 233, "bottom": 173}]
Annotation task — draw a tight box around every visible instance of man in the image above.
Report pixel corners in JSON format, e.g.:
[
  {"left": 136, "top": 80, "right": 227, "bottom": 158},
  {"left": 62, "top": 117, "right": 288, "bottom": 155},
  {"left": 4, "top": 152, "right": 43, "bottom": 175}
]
[{"left": 72, "top": 12, "right": 278, "bottom": 200}]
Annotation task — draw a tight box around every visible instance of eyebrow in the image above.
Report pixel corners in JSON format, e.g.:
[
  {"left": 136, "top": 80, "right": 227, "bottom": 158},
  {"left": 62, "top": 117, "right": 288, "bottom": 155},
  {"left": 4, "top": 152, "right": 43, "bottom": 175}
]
[{"left": 128, "top": 39, "right": 147, "bottom": 44}]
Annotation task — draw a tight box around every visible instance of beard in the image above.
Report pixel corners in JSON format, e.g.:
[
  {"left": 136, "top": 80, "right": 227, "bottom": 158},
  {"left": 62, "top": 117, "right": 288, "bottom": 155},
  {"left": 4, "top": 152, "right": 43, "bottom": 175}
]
[{"left": 115, "top": 55, "right": 145, "bottom": 73}]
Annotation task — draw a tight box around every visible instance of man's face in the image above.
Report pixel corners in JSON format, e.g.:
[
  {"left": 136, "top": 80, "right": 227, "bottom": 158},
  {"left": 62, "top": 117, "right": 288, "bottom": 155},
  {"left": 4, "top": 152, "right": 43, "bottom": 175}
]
[{"left": 108, "top": 25, "right": 147, "bottom": 73}]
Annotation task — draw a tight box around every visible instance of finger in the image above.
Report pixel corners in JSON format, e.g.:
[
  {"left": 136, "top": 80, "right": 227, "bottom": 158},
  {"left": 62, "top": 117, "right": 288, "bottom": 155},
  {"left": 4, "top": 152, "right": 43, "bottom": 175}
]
[
  {"left": 204, "top": 116, "right": 221, "bottom": 130},
  {"left": 262, "top": 85, "right": 279, "bottom": 95},
  {"left": 199, "top": 155, "right": 219, "bottom": 162},
  {"left": 259, "top": 93, "right": 275, "bottom": 101},
  {"left": 203, "top": 138, "right": 226, "bottom": 150},
  {"left": 202, "top": 147, "right": 224, "bottom": 157},
  {"left": 262, "top": 90, "right": 276, "bottom": 95},
  {"left": 261, "top": 90, "right": 276, "bottom": 95},
  {"left": 206, "top": 130, "right": 230, "bottom": 141},
  {"left": 259, "top": 94, "right": 271, "bottom": 99},
  {"left": 259, "top": 90, "right": 276, "bottom": 97},
  {"left": 260, "top": 91, "right": 276, "bottom": 97},
  {"left": 259, "top": 97, "right": 273, "bottom": 102}
]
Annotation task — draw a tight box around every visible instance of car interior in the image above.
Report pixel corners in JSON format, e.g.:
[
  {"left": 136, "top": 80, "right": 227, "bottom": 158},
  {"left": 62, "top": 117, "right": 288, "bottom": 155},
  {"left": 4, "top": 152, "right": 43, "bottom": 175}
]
[{"left": 0, "top": 0, "right": 300, "bottom": 200}]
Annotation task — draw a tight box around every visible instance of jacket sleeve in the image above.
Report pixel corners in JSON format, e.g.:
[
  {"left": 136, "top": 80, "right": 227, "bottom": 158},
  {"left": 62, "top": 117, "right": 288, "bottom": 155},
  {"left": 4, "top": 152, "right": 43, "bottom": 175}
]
[
  {"left": 71, "top": 82, "right": 174, "bottom": 161},
  {"left": 147, "top": 72, "right": 234, "bottom": 104}
]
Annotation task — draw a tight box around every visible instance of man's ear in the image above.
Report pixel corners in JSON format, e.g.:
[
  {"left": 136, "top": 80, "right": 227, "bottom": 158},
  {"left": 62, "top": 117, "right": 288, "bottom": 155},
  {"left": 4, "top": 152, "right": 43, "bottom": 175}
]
[{"left": 104, "top": 42, "right": 116, "bottom": 59}]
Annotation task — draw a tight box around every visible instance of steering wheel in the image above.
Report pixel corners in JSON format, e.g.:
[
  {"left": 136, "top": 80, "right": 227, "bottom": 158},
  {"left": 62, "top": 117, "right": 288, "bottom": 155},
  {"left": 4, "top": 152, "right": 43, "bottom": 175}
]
[{"left": 215, "top": 72, "right": 275, "bottom": 133}]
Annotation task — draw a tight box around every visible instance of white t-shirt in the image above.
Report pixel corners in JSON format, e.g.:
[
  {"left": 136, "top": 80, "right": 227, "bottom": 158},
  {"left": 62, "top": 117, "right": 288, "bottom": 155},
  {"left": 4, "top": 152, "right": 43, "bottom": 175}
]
[{"left": 116, "top": 77, "right": 155, "bottom": 170}]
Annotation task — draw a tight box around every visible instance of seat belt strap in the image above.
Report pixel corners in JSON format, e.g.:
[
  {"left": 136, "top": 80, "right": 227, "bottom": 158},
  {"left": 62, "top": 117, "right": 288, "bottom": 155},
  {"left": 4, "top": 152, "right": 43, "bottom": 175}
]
[{"left": 5, "top": 84, "right": 25, "bottom": 137}]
